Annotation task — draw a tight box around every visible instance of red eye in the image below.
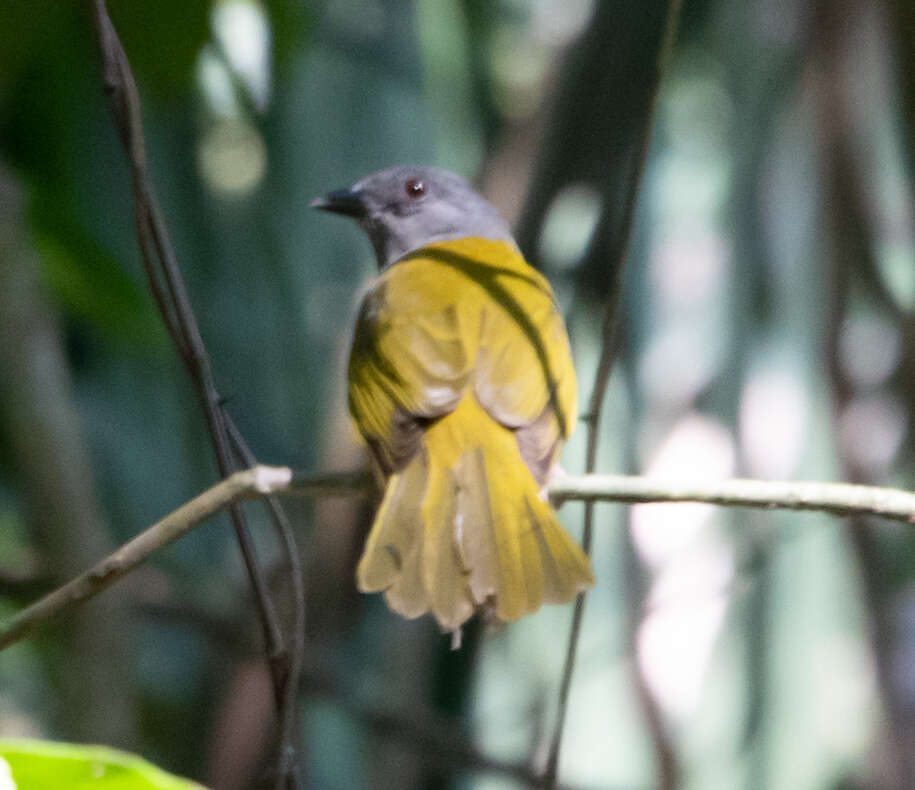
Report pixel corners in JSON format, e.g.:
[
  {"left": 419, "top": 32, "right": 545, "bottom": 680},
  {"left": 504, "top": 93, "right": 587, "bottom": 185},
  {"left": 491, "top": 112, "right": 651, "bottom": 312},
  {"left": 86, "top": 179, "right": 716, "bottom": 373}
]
[{"left": 404, "top": 178, "right": 426, "bottom": 198}]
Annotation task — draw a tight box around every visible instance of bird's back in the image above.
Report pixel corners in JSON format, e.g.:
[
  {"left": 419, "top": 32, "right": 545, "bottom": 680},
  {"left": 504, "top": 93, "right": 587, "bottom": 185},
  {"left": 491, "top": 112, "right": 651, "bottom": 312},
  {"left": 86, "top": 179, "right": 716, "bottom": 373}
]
[
  {"left": 347, "top": 237, "right": 591, "bottom": 632},
  {"left": 349, "top": 236, "right": 577, "bottom": 477}
]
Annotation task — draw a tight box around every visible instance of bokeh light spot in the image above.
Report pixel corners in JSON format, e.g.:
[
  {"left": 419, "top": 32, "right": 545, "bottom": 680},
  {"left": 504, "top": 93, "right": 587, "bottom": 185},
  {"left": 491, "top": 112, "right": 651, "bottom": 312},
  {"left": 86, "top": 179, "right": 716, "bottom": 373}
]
[
  {"left": 198, "top": 119, "right": 267, "bottom": 196},
  {"left": 839, "top": 312, "right": 901, "bottom": 389},
  {"left": 538, "top": 183, "right": 601, "bottom": 270},
  {"left": 212, "top": 0, "right": 272, "bottom": 111}
]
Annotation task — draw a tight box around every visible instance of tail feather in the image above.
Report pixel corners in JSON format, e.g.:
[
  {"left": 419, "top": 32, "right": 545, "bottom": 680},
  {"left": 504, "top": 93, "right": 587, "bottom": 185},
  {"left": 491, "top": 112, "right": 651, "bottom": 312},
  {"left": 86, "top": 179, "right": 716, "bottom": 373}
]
[
  {"left": 356, "top": 395, "right": 594, "bottom": 631},
  {"left": 357, "top": 453, "right": 428, "bottom": 618},
  {"left": 420, "top": 461, "right": 475, "bottom": 628}
]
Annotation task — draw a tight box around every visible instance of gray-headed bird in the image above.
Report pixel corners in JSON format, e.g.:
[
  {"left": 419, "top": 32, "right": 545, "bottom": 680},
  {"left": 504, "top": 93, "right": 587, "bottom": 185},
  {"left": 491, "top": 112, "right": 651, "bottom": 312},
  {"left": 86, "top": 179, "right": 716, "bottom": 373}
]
[{"left": 313, "top": 166, "right": 593, "bottom": 638}]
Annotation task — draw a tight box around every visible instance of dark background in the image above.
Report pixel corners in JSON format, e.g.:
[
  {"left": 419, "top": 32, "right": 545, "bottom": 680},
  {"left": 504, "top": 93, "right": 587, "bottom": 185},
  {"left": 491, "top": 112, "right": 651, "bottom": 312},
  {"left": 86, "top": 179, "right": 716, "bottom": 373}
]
[{"left": 1, "top": 0, "right": 915, "bottom": 788}]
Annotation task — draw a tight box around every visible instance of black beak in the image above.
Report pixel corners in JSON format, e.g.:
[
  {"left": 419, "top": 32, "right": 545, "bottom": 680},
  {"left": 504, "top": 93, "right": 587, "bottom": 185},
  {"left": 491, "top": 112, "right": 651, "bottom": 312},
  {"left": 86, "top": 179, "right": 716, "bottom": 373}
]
[{"left": 309, "top": 187, "right": 366, "bottom": 218}]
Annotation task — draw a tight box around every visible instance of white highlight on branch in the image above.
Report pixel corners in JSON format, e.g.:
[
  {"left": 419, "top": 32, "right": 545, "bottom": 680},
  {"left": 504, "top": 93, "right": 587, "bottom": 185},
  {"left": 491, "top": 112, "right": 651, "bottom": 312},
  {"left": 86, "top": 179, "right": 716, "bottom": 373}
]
[{"left": 253, "top": 464, "right": 293, "bottom": 494}]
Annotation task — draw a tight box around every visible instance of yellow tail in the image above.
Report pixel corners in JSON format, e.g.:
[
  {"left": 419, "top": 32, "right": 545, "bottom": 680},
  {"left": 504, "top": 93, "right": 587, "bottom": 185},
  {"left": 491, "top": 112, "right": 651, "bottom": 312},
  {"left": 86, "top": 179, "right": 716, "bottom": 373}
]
[{"left": 357, "top": 394, "right": 594, "bottom": 631}]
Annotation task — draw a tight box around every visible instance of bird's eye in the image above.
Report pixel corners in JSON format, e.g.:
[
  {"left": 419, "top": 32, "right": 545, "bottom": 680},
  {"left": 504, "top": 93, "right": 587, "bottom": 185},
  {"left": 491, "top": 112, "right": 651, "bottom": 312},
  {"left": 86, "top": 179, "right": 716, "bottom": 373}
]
[{"left": 404, "top": 178, "right": 426, "bottom": 198}]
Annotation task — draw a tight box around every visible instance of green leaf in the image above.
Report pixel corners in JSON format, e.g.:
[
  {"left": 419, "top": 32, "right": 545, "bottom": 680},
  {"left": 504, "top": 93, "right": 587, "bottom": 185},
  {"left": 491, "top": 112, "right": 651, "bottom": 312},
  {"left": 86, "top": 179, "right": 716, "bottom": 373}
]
[
  {"left": 29, "top": 197, "right": 169, "bottom": 355},
  {"left": 262, "top": 0, "right": 312, "bottom": 70},
  {"left": 34, "top": 230, "right": 167, "bottom": 354},
  {"left": 0, "top": 739, "right": 206, "bottom": 790},
  {"left": 0, "top": 0, "right": 69, "bottom": 107},
  {"left": 106, "top": 0, "right": 211, "bottom": 97}
]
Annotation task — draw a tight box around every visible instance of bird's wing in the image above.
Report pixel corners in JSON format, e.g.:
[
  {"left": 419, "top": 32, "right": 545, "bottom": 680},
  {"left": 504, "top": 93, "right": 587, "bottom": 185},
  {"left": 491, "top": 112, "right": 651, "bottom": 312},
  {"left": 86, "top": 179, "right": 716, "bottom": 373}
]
[
  {"left": 348, "top": 277, "right": 472, "bottom": 473},
  {"left": 472, "top": 268, "right": 577, "bottom": 484},
  {"left": 347, "top": 238, "right": 577, "bottom": 482}
]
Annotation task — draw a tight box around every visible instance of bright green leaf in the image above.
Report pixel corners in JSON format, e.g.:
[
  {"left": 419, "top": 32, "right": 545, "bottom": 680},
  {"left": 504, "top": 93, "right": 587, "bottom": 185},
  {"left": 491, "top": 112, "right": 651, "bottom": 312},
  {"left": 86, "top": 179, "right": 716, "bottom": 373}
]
[{"left": 0, "top": 740, "right": 206, "bottom": 790}]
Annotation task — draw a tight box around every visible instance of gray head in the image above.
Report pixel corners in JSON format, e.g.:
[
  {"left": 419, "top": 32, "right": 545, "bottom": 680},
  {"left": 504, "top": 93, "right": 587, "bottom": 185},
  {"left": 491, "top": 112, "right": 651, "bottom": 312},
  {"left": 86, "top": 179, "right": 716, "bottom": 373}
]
[{"left": 310, "top": 165, "right": 514, "bottom": 269}]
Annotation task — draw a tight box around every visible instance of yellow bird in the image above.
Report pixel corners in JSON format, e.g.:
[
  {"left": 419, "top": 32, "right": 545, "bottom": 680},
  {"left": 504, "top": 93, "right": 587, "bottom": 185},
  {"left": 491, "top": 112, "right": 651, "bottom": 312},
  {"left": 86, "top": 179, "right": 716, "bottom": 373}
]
[{"left": 312, "top": 166, "right": 593, "bottom": 638}]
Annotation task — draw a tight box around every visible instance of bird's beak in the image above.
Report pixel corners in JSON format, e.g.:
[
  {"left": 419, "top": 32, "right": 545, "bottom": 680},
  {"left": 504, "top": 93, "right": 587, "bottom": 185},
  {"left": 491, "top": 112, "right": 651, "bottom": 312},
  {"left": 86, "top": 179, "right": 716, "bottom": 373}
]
[{"left": 309, "top": 187, "right": 366, "bottom": 218}]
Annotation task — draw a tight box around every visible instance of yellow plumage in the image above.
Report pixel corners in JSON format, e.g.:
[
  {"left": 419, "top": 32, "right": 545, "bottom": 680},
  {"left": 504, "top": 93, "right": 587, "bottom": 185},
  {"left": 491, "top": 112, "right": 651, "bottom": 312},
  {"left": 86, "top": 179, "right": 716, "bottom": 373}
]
[{"left": 348, "top": 236, "right": 594, "bottom": 631}]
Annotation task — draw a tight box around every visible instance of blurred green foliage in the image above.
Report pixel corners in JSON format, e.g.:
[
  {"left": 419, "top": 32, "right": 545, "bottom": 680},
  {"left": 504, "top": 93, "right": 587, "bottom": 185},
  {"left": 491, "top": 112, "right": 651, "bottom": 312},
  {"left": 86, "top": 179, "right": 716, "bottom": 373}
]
[{"left": 0, "top": 1, "right": 914, "bottom": 789}]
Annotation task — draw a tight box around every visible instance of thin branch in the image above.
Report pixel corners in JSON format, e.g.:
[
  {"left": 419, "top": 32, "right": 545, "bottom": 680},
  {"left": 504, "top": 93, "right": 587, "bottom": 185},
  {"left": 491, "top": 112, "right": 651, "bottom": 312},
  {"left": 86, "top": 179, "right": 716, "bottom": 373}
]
[
  {"left": 549, "top": 474, "right": 915, "bottom": 519},
  {"left": 87, "top": 4, "right": 305, "bottom": 786},
  {"left": 6, "top": 465, "right": 915, "bottom": 652},
  {"left": 90, "top": 0, "right": 285, "bottom": 659},
  {"left": 545, "top": 1, "right": 684, "bottom": 786},
  {"left": 0, "top": 466, "right": 292, "bottom": 651},
  {"left": 224, "top": 416, "right": 305, "bottom": 784}
]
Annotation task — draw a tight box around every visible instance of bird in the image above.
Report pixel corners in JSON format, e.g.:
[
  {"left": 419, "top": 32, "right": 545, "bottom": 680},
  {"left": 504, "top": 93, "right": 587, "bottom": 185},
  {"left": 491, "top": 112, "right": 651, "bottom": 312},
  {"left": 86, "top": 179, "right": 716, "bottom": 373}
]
[{"left": 311, "top": 165, "right": 593, "bottom": 641}]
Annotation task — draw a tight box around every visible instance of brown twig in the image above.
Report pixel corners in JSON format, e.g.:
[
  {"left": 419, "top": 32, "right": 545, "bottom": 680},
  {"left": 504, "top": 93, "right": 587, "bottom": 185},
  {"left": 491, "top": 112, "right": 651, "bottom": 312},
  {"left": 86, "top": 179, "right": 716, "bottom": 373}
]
[
  {"left": 620, "top": 517, "right": 679, "bottom": 789},
  {"left": 0, "top": 466, "right": 292, "bottom": 651},
  {"left": 87, "top": 4, "right": 304, "bottom": 787},
  {"left": 543, "top": 1, "right": 684, "bottom": 786},
  {"left": 225, "top": 416, "right": 305, "bottom": 784}
]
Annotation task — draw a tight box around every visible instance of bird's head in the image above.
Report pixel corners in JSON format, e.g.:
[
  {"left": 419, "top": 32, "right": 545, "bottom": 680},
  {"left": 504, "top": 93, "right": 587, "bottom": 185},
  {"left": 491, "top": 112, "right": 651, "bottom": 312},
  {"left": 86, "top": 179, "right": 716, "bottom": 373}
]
[{"left": 311, "top": 165, "right": 514, "bottom": 269}]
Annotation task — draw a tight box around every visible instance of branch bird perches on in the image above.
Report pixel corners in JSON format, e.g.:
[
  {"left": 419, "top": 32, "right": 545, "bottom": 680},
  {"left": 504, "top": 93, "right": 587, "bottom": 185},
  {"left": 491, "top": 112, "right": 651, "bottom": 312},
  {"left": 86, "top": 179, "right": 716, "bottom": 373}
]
[{"left": 3, "top": 465, "right": 915, "bottom": 651}]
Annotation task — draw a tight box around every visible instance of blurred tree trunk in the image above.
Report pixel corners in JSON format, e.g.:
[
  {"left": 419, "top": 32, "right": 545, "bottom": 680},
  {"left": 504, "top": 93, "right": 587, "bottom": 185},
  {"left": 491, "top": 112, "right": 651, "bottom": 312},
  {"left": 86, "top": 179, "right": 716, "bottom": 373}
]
[
  {"left": 813, "top": 1, "right": 912, "bottom": 787},
  {"left": 516, "top": 0, "right": 672, "bottom": 282},
  {"left": 0, "top": 162, "right": 136, "bottom": 747},
  {"left": 890, "top": 0, "right": 915, "bottom": 190}
]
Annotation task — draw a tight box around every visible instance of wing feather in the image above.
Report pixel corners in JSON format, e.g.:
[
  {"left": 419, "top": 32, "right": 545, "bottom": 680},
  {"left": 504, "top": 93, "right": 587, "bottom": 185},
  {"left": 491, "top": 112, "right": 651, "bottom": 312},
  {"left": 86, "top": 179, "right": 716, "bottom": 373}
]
[{"left": 348, "top": 239, "right": 576, "bottom": 482}]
